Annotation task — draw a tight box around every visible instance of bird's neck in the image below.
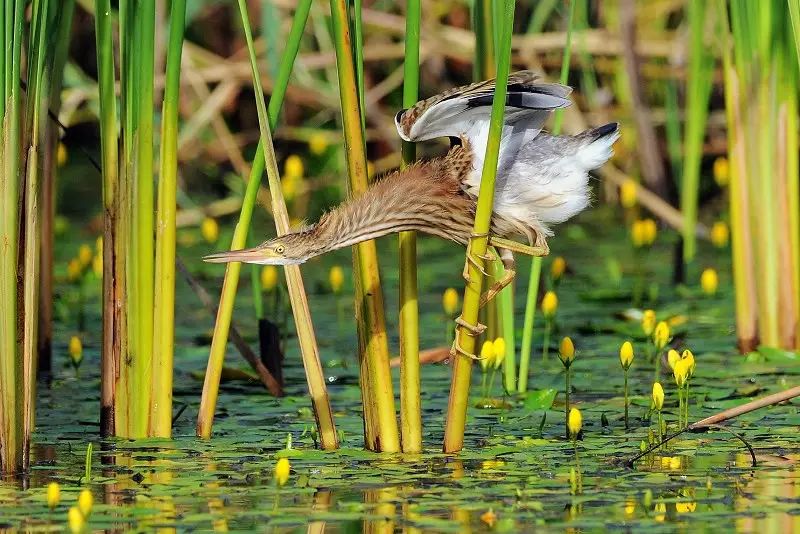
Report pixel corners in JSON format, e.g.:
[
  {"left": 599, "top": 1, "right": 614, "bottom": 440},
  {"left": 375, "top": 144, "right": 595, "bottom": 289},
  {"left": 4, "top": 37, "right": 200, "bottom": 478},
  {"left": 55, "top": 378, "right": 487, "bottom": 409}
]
[{"left": 307, "top": 151, "right": 475, "bottom": 252}]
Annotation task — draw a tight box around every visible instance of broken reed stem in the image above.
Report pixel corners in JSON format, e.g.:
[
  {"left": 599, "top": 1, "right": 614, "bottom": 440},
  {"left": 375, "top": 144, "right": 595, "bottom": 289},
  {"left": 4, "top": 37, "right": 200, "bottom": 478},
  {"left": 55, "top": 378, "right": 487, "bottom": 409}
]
[
  {"left": 197, "top": 0, "right": 339, "bottom": 449},
  {"left": 443, "top": 0, "right": 515, "bottom": 454},
  {"left": 328, "top": 0, "right": 400, "bottom": 453},
  {"left": 399, "top": 0, "right": 422, "bottom": 454},
  {"left": 151, "top": 0, "right": 187, "bottom": 438}
]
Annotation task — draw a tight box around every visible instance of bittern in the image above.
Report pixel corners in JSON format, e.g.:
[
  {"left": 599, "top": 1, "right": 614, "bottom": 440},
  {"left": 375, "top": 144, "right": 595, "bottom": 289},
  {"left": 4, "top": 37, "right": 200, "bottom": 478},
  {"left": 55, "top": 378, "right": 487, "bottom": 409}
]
[{"left": 206, "top": 71, "right": 619, "bottom": 351}]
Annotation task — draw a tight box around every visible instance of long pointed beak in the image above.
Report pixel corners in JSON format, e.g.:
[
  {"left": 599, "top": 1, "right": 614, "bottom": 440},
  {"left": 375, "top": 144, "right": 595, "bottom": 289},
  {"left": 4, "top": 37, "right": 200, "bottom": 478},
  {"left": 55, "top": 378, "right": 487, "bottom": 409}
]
[{"left": 203, "top": 246, "right": 269, "bottom": 264}]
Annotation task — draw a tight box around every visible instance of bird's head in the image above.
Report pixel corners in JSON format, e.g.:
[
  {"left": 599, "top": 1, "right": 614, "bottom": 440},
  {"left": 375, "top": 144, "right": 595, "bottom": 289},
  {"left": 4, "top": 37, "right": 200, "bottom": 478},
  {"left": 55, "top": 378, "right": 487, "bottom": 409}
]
[{"left": 204, "top": 232, "right": 318, "bottom": 265}]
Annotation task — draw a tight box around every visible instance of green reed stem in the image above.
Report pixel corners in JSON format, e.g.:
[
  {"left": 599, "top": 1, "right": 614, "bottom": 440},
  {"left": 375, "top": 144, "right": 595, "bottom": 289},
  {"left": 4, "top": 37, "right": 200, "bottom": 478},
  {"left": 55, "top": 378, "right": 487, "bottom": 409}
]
[
  {"left": 196, "top": 0, "right": 335, "bottom": 445},
  {"left": 399, "top": 0, "right": 421, "bottom": 454},
  {"left": 443, "top": 0, "right": 515, "bottom": 454},
  {"left": 542, "top": 320, "right": 551, "bottom": 362},
  {"left": 151, "top": 0, "right": 187, "bottom": 438},
  {"left": 520, "top": 0, "right": 574, "bottom": 392}
]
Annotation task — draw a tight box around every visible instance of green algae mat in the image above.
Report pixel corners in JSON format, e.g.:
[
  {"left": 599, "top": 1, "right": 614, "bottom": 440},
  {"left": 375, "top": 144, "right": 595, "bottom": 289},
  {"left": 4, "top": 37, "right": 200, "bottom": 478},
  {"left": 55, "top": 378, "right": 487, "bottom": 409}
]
[{"left": 2, "top": 209, "right": 799, "bottom": 532}]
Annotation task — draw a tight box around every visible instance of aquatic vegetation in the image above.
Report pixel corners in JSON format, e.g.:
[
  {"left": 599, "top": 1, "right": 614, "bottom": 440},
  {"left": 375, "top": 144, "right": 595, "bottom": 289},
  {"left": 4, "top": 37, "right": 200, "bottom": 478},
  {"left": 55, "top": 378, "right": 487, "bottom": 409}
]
[
  {"left": 652, "top": 382, "right": 665, "bottom": 442},
  {"left": 67, "top": 507, "right": 84, "bottom": 533},
  {"left": 274, "top": 457, "right": 291, "bottom": 487},
  {"left": 619, "top": 341, "right": 634, "bottom": 429},
  {"left": 559, "top": 336, "right": 575, "bottom": 438},
  {"left": 541, "top": 291, "right": 558, "bottom": 362},
  {"left": 46, "top": 482, "right": 60, "bottom": 510},
  {"left": 701, "top": 268, "right": 719, "bottom": 296}
]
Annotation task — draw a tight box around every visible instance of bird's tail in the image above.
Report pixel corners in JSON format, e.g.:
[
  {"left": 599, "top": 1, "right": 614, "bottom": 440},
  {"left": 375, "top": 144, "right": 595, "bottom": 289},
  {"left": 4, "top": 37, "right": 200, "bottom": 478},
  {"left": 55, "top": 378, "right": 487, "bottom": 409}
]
[{"left": 576, "top": 122, "right": 620, "bottom": 171}]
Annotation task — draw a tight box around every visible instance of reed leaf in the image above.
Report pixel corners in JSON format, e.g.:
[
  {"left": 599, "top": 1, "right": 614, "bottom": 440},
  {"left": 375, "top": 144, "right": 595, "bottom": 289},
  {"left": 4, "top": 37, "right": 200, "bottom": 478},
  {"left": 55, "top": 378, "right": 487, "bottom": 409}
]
[{"left": 399, "top": 0, "right": 422, "bottom": 454}]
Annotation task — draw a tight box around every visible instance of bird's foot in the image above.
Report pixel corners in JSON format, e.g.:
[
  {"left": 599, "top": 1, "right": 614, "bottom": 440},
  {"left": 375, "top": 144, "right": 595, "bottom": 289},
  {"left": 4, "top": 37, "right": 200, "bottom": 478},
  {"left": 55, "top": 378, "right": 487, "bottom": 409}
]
[
  {"left": 450, "top": 316, "right": 487, "bottom": 360},
  {"left": 462, "top": 232, "right": 495, "bottom": 282},
  {"left": 479, "top": 268, "right": 516, "bottom": 308}
]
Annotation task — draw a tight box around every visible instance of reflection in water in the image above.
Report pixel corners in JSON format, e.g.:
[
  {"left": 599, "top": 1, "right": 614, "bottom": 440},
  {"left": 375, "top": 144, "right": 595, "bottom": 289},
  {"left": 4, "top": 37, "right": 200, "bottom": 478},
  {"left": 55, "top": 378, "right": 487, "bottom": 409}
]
[{"left": 363, "top": 487, "right": 396, "bottom": 534}]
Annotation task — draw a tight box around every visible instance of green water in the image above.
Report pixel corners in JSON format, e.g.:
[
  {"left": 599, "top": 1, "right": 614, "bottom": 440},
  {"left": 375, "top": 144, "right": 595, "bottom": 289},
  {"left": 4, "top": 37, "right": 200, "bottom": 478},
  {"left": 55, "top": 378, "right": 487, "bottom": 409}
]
[{"left": 3, "top": 207, "right": 799, "bottom": 532}]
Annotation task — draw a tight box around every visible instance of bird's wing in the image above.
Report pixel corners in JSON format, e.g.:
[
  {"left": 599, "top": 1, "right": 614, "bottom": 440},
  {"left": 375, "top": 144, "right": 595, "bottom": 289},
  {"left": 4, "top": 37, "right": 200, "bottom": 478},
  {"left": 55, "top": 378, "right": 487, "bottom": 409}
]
[{"left": 395, "top": 70, "right": 572, "bottom": 142}]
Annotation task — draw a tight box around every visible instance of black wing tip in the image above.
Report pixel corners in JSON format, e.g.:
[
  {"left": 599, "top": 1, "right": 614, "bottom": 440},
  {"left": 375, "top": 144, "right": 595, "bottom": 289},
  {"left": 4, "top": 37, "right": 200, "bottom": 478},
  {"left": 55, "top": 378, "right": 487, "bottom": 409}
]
[{"left": 589, "top": 122, "right": 620, "bottom": 140}]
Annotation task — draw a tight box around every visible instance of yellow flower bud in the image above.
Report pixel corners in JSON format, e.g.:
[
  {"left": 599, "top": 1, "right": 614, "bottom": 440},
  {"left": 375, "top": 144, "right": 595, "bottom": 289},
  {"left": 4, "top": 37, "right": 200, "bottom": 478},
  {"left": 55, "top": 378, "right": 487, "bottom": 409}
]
[
  {"left": 558, "top": 336, "right": 575, "bottom": 368},
  {"left": 700, "top": 268, "right": 718, "bottom": 296},
  {"left": 308, "top": 133, "right": 329, "bottom": 155},
  {"left": 681, "top": 349, "right": 695, "bottom": 378},
  {"left": 67, "top": 258, "right": 82, "bottom": 282},
  {"left": 493, "top": 338, "right": 506, "bottom": 370},
  {"left": 329, "top": 266, "right": 344, "bottom": 294},
  {"left": 653, "top": 321, "right": 670, "bottom": 351},
  {"left": 78, "top": 245, "right": 92, "bottom": 268},
  {"left": 78, "top": 488, "right": 93, "bottom": 517},
  {"left": 631, "top": 220, "right": 646, "bottom": 248},
  {"left": 541, "top": 291, "right": 558, "bottom": 319},
  {"left": 568, "top": 407, "right": 582, "bottom": 439},
  {"left": 479, "top": 340, "right": 495, "bottom": 372},
  {"left": 284, "top": 155, "right": 304, "bottom": 178},
  {"left": 713, "top": 156, "right": 729, "bottom": 187},
  {"left": 480, "top": 509, "right": 497, "bottom": 528},
  {"left": 200, "top": 217, "right": 219, "bottom": 244},
  {"left": 550, "top": 256, "right": 566, "bottom": 281},
  {"left": 642, "top": 218, "right": 657, "bottom": 246},
  {"left": 619, "top": 341, "right": 634, "bottom": 370},
  {"left": 710, "top": 221, "right": 729, "bottom": 248},
  {"left": 667, "top": 349, "right": 680, "bottom": 370},
  {"left": 652, "top": 382, "right": 664, "bottom": 411},
  {"left": 69, "top": 336, "right": 83, "bottom": 368},
  {"left": 641, "top": 309, "right": 656, "bottom": 336},
  {"left": 620, "top": 179, "right": 637, "bottom": 208},
  {"left": 274, "top": 457, "right": 290, "bottom": 486},
  {"left": 673, "top": 358, "right": 690, "bottom": 388},
  {"left": 68, "top": 506, "right": 84, "bottom": 533},
  {"left": 92, "top": 254, "right": 102, "bottom": 278},
  {"left": 57, "top": 142, "right": 68, "bottom": 167},
  {"left": 260, "top": 266, "right": 278, "bottom": 292},
  {"left": 47, "top": 482, "right": 60, "bottom": 510},
  {"left": 442, "top": 287, "right": 459, "bottom": 315}
]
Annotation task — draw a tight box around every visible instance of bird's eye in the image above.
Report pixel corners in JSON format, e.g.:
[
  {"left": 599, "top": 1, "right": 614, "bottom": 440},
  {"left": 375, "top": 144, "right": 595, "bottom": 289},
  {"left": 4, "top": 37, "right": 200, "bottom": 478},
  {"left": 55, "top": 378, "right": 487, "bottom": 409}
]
[{"left": 275, "top": 245, "right": 285, "bottom": 255}]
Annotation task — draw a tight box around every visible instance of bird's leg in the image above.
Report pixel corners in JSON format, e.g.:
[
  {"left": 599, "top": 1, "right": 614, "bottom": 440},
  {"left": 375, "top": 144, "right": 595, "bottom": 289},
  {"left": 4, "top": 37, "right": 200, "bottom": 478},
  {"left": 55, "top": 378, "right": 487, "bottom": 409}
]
[
  {"left": 450, "top": 315, "right": 488, "bottom": 360},
  {"left": 462, "top": 231, "right": 495, "bottom": 283},
  {"left": 479, "top": 249, "right": 516, "bottom": 308}
]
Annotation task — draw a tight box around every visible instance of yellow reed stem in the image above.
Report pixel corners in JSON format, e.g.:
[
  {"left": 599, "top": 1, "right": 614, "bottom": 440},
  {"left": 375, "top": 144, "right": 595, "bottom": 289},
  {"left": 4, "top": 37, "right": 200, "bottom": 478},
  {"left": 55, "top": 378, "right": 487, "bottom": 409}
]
[{"left": 329, "top": 0, "right": 399, "bottom": 452}]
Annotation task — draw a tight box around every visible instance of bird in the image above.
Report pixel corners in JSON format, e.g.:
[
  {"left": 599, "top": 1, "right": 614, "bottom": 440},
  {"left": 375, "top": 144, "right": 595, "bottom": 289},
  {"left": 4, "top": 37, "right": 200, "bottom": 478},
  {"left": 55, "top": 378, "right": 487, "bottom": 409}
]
[{"left": 206, "top": 71, "right": 619, "bottom": 345}]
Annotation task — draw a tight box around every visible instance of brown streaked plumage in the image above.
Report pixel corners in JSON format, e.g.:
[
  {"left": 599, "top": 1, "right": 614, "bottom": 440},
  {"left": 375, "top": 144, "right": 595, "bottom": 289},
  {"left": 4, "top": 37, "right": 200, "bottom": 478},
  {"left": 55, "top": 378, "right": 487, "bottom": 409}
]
[{"left": 206, "top": 71, "right": 620, "bottom": 311}]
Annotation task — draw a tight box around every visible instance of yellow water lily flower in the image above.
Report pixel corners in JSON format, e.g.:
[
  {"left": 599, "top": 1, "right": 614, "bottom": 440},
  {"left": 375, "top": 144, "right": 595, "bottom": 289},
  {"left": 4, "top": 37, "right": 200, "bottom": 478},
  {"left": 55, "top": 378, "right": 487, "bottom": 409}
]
[
  {"left": 274, "top": 457, "right": 290, "bottom": 486},
  {"left": 261, "top": 265, "right": 278, "bottom": 292},
  {"left": 673, "top": 358, "right": 690, "bottom": 388},
  {"left": 200, "top": 217, "right": 219, "bottom": 244},
  {"left": 67, "top": 258, "right": 82, "bottom": 282},
  {"left": 652, "top": 382, "right": 664, "bottom": 410},
  {"left": 284, "top": 154, "right": 304, "bottom": 178},
  {"left": 559, "top": 336, "right": 575, "bottom": 368},
  {"left": 713, "top": 156, "right": 729, "bottom": 187},
  {"left": 681, "top": 349, "right": 696, "bottom": 378},
  {"left": 620, "top": 178, "right": 637, "bottom": 208},
  {"left": 68, "top": 506, "right": 84, "bottom": 533},
  {"left": 479, "top": 340, "right": 495, "bottom": 372},
  {"left": 308, "top": 132, "right": 329, "bottom": 155},
  {"left": 700, "top": 268, "right": 718, "bottom": 296},
  {"left": 493, "top": 338, "right": 506, "bottom": 370},
  {"left": 550, "top": 256, "right": 566, "bottom": 281},
  {"left": 442, "top": 287, "right": 459, "bottom": 315},
  {"left": 642, "top": 309, "right": 656, "bottom": 337},
  {"left": 69, "top": 336, "right": 83, "bottom": 368},
  {"left": 541, "top": 291, "right": 558, "bottom": 319},
  {"left": 653, "top": 321, "right": 670, "bottom": 351},
  {"left": 78, "top": 245, "right": 92, "bottom": 268},
  {"left": 78, "top": 488, "right": 93, "bottom": 517},
  {"left": 619, "top": 341, "right": 634, "bottom": 370},
  {"left": 667, "top": 349, "right": 680, "bottom": 370},
  {"left": 47, "top": 482, "right": 60, "bottom": 510},
  {"left": 568, "top": 407, "right": 582, "bottom": 438},
  {"left": 329, "top": 266, "right": 344, "bottom": 294},
  {"left": 710, "top": 221, "right": 729, "bottom": 248}
]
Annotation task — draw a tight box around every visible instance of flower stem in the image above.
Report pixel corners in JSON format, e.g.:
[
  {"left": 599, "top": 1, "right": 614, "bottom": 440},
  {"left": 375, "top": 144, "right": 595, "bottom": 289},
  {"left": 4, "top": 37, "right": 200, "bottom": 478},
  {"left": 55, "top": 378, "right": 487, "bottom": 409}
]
[
  {"left": 565, "top": 368, "right": 571, "bottom": 439},
  {"left": 623, "top": 370, "right": 629, "bottom": 430},
  {"left": 542, "top": 320, "right": 551, "bottom": 362}
]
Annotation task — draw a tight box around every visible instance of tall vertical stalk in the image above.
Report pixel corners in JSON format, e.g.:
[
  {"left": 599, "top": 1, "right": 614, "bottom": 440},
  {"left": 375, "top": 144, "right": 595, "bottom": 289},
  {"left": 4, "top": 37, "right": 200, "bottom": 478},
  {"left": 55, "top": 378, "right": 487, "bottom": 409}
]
[
  {"left": 328, "top": 0, "right": 400, "bottom": 452},
  {"left": 151, "top": 0, "right": 187, "bottom": 438},
  {"left": 443, "top": 0, "right": 515, "bottom": 454},
  {"left": 196, "top": 0, "right": 338, "bottom": 450},
  {"left": 399, "top": 0, "right": 422, "bottom": 454},
  {"left": 680, "top": 0, "right": 714, "bottom": 267},
  {"left": 519, "top": 0, "right": 575, "bottom": 393}
]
